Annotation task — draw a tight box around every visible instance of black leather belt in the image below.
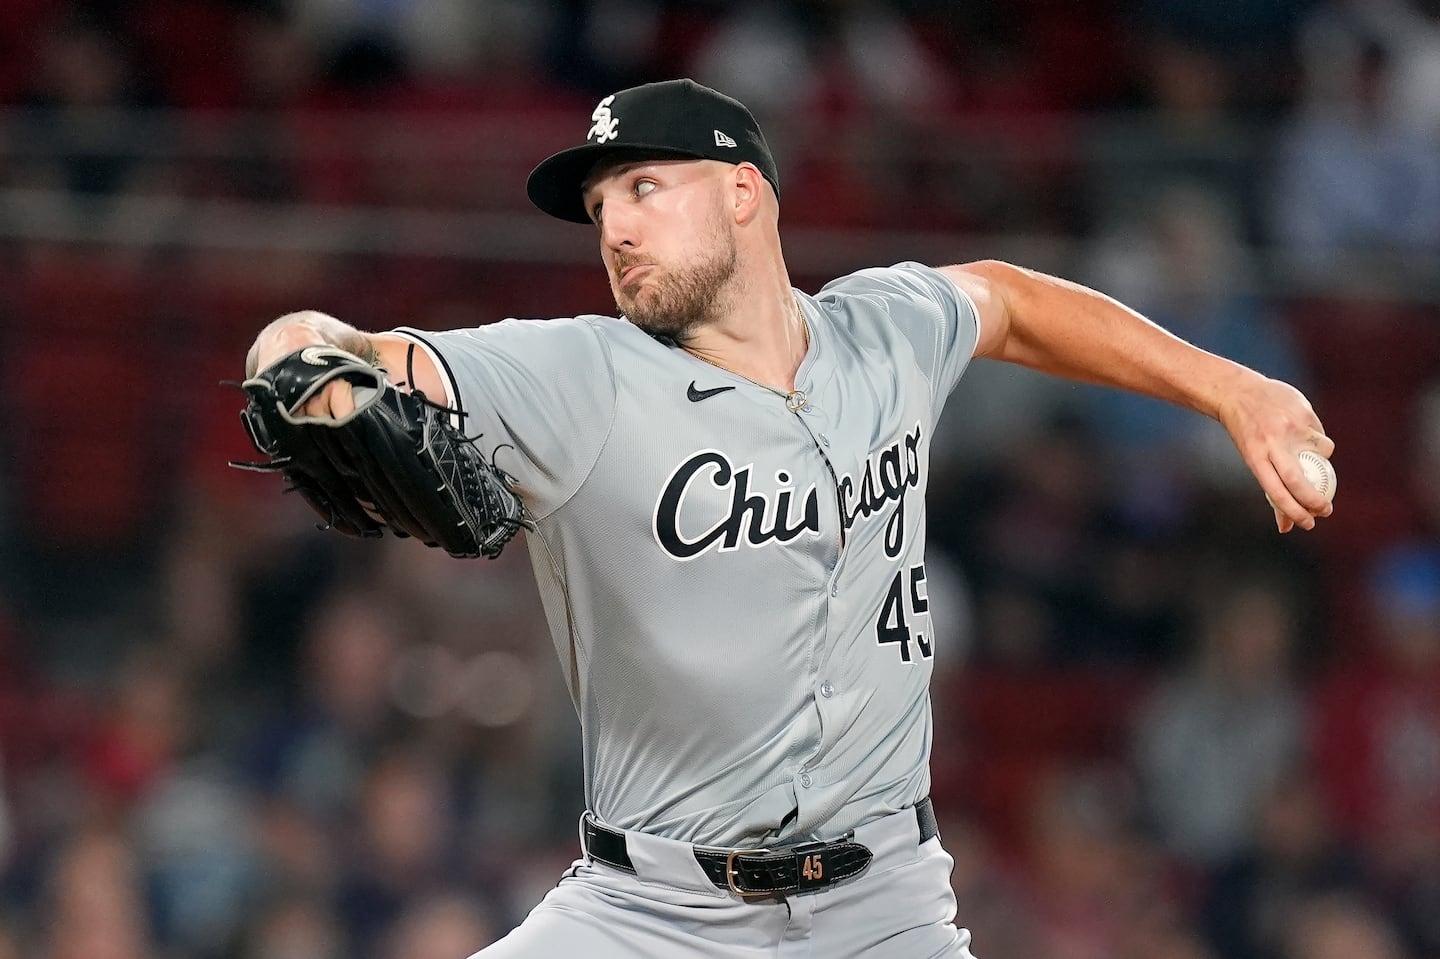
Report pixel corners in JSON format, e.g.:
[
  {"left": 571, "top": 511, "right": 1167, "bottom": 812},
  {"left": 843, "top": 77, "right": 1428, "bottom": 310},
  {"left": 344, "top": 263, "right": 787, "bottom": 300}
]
[{"left": 582, "top": 797, "right": 938, "bottom": 898}]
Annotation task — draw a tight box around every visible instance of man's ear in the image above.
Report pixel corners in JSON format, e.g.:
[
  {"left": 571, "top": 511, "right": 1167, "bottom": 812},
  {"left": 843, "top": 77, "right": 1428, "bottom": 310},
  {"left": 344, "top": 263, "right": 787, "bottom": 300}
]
[{"left": 731, "top": 162, "right": 766, "bottom": 224}]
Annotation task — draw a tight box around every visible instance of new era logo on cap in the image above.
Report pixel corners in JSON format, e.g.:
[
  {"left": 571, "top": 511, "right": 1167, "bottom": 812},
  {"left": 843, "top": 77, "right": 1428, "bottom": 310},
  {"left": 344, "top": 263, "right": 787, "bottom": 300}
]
[{"left": 526, "top": 78, "right": 781, "bottom": 223}]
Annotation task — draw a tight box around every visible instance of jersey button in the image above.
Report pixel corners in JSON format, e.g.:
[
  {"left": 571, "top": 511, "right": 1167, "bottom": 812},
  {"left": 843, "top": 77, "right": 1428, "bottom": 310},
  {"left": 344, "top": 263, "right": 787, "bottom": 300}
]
[
  {"left": 818, "top": 433, "right": 831, "bottom": 446},
  {"left": 830, "top": 584, "right": 838, "bottom": 597},
  {"left": 799, "top": 773, "right": 813, "bottom": 788},
  {"left": 819, "top": 681, "right": 834, "bottom": 699}
]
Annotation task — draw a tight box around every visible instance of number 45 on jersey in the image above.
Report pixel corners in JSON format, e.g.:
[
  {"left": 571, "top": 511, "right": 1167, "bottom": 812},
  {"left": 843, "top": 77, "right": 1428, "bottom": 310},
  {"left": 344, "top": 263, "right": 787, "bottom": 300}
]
[{"left": 876, "top": 564, "right": 931, "bottom": 662}]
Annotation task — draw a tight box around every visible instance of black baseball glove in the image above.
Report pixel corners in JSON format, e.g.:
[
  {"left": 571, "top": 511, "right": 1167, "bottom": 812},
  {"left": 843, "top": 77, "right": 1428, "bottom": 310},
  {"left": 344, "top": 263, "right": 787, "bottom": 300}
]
[{"left": 230, "top": 345, "right": 526, "bottom": 559}]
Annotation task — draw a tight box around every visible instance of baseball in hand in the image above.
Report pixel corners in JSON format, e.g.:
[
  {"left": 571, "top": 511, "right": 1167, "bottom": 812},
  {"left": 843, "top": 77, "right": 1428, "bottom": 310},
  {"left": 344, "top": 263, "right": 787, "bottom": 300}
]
[
  {"left": 1268, "top": 450, "right": 1337, "bottom": 509},
  {"left": 1297, "top": 450, "right": 1337, "bottom": 502}
]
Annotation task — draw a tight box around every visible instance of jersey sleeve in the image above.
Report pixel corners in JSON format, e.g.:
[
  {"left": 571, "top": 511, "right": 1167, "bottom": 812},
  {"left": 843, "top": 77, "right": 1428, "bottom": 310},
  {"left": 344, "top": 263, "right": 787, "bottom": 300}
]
[
  {"left": 386, "top": 316, "right": 617, "bottom": 520},
  {"left": 818, "top": 261, "right": 981, "bottom": 408}
]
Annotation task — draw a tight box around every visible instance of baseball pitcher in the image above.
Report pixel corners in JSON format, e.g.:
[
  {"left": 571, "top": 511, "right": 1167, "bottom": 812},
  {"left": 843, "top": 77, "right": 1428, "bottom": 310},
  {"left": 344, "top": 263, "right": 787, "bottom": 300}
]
[{"left": 238, "top": 79, "right": 1335, "bottom": 957}]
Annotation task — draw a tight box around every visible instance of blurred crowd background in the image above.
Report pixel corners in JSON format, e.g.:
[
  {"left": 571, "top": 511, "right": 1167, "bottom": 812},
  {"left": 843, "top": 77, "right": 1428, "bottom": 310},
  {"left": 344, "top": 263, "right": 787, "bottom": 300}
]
[{"left": 0, "top": 0, "right": 1439, "bottom": 957}]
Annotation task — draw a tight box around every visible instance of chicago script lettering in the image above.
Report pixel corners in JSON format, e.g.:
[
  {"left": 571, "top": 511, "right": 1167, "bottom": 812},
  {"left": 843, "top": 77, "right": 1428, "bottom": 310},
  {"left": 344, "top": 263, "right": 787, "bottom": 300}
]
[
  {"left": 836, "top": 423, "right": 923, "bottom": 531},
  {"left": 653, "top": 450, "right": 821, "bottom": 560},
  {"left": 652, "top": 424, "right": 924, "bottom": 561}
]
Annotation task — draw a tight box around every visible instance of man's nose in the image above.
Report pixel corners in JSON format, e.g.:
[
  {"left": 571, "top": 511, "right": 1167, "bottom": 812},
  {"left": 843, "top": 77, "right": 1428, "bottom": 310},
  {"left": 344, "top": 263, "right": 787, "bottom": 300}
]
[{"left": 600, "top": 204, "right": 639, "bottom": 251}]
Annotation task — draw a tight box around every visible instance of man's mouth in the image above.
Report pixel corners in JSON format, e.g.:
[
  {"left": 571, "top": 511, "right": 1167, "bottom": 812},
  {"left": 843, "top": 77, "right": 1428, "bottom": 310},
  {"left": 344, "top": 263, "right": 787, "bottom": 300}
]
[{"left": 619, "top": 263, "right": 654, "bottom": 288}]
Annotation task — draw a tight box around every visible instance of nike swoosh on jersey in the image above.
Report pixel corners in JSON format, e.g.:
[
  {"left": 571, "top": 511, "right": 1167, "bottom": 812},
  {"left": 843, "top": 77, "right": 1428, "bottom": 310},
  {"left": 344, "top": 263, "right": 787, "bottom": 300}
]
[{"left": 687, "top": 382, "right": 737, "bottom": 402}]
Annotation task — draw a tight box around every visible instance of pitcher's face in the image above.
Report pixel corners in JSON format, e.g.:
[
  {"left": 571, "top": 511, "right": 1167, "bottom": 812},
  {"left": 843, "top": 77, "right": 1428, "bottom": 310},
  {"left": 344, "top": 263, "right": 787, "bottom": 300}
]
[{"left": 584, "top": 159, "right": 738, "bottom": 340}]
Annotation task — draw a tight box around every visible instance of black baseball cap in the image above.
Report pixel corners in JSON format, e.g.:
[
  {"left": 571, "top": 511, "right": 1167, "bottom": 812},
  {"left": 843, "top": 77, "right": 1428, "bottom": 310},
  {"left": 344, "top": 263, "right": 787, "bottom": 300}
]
[{"left": 526, "top": 78, "right": 780, "bottom": 224}]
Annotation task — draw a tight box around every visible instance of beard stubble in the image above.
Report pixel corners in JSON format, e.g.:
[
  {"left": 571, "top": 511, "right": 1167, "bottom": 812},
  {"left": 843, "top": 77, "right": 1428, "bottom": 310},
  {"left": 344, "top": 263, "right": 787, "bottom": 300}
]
[{"left": 614, "top": 208, "right": 738, "bottom": 343}]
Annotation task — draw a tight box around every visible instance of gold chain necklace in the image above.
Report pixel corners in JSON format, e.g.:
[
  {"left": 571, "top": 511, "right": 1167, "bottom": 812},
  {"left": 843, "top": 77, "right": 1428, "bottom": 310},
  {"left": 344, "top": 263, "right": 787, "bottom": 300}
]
[{"left": 684, "top": 297, "right": 811, "bottom": 413}]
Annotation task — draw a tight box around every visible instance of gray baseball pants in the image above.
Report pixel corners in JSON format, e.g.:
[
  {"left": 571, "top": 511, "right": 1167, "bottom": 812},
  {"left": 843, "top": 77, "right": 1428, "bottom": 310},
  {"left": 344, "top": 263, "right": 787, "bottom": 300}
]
[{"left": 472, "top": 804, "right": 977, "bottom": 958}]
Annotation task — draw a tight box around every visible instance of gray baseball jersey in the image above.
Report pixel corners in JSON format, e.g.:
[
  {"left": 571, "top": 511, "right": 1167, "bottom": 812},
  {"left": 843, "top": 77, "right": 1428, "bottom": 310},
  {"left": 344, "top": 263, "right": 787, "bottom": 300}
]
[{"left": 391, "top": 261, "right": 979, "bottom": 848}]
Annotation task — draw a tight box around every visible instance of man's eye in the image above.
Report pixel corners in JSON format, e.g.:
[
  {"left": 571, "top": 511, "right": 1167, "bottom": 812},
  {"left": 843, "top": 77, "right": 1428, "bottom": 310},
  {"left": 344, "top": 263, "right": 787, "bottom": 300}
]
[{"left": 635, "top": 180, "right": 656, "bottom": 197}]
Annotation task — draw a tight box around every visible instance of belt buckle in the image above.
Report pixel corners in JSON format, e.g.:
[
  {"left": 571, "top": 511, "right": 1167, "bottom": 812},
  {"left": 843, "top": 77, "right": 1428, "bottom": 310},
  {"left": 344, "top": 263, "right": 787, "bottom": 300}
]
[{"left": 724, "top": 848, "right": 773, "bottom": 899}]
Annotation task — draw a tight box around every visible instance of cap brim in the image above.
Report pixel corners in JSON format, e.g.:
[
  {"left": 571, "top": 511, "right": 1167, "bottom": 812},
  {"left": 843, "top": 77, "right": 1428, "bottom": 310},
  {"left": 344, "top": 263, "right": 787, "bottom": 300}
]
[{"left": 526, "top": 143, "right": 711, "bottom": 223}]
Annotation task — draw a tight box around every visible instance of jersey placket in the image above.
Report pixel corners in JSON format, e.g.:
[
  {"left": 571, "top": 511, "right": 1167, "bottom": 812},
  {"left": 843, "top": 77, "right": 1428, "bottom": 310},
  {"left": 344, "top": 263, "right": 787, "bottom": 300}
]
[{"left": 782, "top": 357, "right": 854, "bottom": 830}]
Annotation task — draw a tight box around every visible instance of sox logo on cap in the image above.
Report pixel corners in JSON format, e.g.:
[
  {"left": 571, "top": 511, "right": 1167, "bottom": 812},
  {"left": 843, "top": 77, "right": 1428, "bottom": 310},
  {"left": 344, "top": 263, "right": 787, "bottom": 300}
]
[{"left": 589, "top": 95, "right": 619, "bottom": 144}]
